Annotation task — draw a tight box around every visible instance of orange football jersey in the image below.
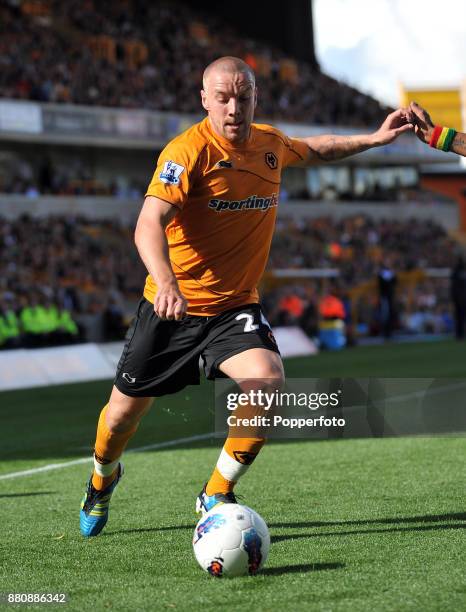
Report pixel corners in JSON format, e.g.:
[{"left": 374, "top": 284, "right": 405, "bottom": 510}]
[{"left": 144, "top": 117, "right": 309, "bottom": 315}]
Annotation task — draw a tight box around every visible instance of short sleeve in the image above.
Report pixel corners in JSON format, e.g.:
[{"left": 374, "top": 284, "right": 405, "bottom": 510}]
[
  {"left": 281, "top": 134, "right": 310, "bottom": 168},
  {"left": 145, "top": 140, "right": 197, "bottom": 209}
]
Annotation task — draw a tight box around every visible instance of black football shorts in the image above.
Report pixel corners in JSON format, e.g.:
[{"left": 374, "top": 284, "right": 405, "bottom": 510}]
[{"left": 114, "top": 298, "right": 280, "bottom": 397}]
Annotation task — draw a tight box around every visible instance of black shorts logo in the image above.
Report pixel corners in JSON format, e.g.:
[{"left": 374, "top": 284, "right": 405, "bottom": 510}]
[{"left": 265, "top": 152, "right": 278, "bottom": 169}]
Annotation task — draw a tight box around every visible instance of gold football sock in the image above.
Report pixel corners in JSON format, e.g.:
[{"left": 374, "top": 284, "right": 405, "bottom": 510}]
[
  {"left": 91, "top": 404, "right": 138, "bottom": 490},
  {"left": 205, "top": 437, "right": 265, "bottom": 495}
]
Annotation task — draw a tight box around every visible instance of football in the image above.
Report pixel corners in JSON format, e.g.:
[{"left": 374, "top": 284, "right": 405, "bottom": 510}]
[{"left": 193, "top": 504, "right": 270, "bottom": 577}]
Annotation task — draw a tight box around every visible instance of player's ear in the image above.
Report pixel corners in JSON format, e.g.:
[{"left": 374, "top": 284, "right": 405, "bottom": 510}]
[{"left": 201, "top": 90, "right": 209, "bottom": 112}]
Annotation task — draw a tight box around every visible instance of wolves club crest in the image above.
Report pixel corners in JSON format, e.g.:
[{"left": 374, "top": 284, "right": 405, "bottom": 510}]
[
  {"left": 233, "top": 451, "right": 257, "bottom": 465},
  {"left": 265, "top": 152, "right": 278, "bottom": 169}
]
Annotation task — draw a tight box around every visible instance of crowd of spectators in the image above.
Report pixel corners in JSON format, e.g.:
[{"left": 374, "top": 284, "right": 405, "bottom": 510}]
[
  {"left": 264, "top": 214, "right": 458, "bottom": 342},
  {"left": 0, "top": 0, "right": 391, "bottom": 127},
  {"left": 314, "top": 184, "right": 454, "bottom": 205},
  {"left": 0, "top": 213, "right": 459, "bottom": 348},
  {"left": 264, "top": 276, "right": 454, "bottom": 345},
  {"left": 1, "top": 151, "right": 454, "bottom": 207},
  {"left": 0, "top": 214, "right": 144, "bottom": 348},
  {"left": 0, "top": 291, "right": 80, "bottom": 349},
  {"left": 270, "top": 215, "right": 456, "bottom": 282},
  {"left": 0, "top": 154, "right": 145, "bottom": 198}
]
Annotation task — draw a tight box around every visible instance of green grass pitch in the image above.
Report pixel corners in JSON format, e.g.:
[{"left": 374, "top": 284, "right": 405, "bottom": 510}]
[{"left": 1, "top": 339, "right": 466, "bottom": 611}]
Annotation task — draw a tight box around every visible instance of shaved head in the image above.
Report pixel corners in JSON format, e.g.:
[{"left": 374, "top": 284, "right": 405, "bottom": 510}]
[
  {"left": 201, "top": 56, "right": 257, "bottom": 145},
  {"left": 202, "top": 56, "right": 255, "bottom": 91}
]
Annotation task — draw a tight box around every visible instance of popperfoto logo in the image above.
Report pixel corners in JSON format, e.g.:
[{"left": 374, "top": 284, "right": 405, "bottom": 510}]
[{"left": 208, "top": 193, "right": 278, "bottom": 212}]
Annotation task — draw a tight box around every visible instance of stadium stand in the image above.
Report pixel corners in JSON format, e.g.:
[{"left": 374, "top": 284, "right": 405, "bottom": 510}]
[
  {"left": 0, "top": 0, "right": 390, "bottom": 126},
  {"left": 263, "top": 278, "right": 453, "bottom": 340},
  {"left": 0, "top": 214, "right": 144, "bottom": 347},
  {"left": 270, "top": 215, "right": 457, "bottom": 272},
  {"left": 0, "top": 153, "right": 145, "bottom": 197},
  {"left": 0, "top": 213, "right": 457, "bottom": 347},
  {"left": 0, "top": 150, "right": 456, "bottom": 205},
  {"left": 0, "top": 2, "right": 461, "bottom": 349}
]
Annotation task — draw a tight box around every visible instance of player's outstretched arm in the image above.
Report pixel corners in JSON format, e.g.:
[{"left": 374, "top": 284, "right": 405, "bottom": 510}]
[
  {"left": 295, "top": 108, "right": 413, "bottom": 164},
  {"left": 409, "top": 101, "right": 466, "bottom": 157},
  {"left": 134, "top": 196, "right": 187, "bottom": 320}
]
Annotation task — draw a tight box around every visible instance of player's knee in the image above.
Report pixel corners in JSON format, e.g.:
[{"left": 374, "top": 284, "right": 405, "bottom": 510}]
[
  {"left": 107, "top": 388, "right": 153, "bottom": 432},
  {"left": 107, "top": 400, "right": 152, "bottom": 432},
  {"left": 245, "top": 363, "right": 285, "bottom": 390}
]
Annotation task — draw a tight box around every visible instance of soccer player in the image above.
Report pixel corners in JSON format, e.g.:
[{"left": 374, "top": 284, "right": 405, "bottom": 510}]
[
  {"left": 80, "top": 56, "right": 414, "bottom": 536},
  {"left": 409, "top": 101, "right": 466, "bottom": 157}
]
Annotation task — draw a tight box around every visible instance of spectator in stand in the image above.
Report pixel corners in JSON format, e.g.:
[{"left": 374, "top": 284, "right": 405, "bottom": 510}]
[
  {"left": 299, "top": 285, "right": 319, "bottom": 339},
  {"left": 103, "top": 295, "right": 127, "bottom": 341},
  {"left": 20, "top": 291, "right": 46, "bottom": 348},
  {"left": 319, "top": 290, "right": 346, "bottom": 320},
  {"left": 0, "top": 296, "right": 21, "bottom": 349},
  {"left": 277, "top": 289, "right": 305, "bottom": 326},
  {"left": 318, "top": 285, "right": 346, "bottom": 350},
  {"left": 378, "top": 258, "right": 397, "bottom": 339},
  {"left": 451, "top": 255, "right": 466, "bottom": 340},
  {"left": 340, "top": 290, "right": 355, "bottom": 346}
]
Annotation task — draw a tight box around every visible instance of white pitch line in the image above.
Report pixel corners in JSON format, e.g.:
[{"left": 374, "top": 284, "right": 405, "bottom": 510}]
[
  {"left": 0, "top": 432, "right": 214, "bottom": 481},
  {"left": 0, "top": 456, "right": 93, "bottom": 480}
]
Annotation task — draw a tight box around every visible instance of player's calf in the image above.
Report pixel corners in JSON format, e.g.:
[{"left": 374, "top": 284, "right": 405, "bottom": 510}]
[{"left": 80, "top": 390, "right": 152, "bottom": 536}]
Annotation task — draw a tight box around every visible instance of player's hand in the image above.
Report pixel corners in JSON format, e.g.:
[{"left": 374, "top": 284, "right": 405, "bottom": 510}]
[
  {"left": 409, "top": 101, "right": 435, "bottom": 144},
  {"left": 154, "top": 281, "right": 187, "bottom": 321},
  {"left": 371, "top": 108, "right": 414, "bottom": 146}
]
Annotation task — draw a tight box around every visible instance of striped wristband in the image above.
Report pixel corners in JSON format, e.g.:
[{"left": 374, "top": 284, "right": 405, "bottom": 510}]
[{"left": 429, "top": 126, "right": 457, "bottom": 151}]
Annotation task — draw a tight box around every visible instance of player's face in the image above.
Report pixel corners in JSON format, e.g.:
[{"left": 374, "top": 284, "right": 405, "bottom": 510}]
[{"left": 201, "top": 71, "right": 257, "bottom": 144}]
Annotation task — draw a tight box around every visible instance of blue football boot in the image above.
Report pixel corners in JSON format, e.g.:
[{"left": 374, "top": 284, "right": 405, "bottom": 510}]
[
  {"left": 196, "top": 483, "right": 237, "bottom": 516},
  {"left": 80, "top": 463, "right": 123, "bottom": 537}
]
